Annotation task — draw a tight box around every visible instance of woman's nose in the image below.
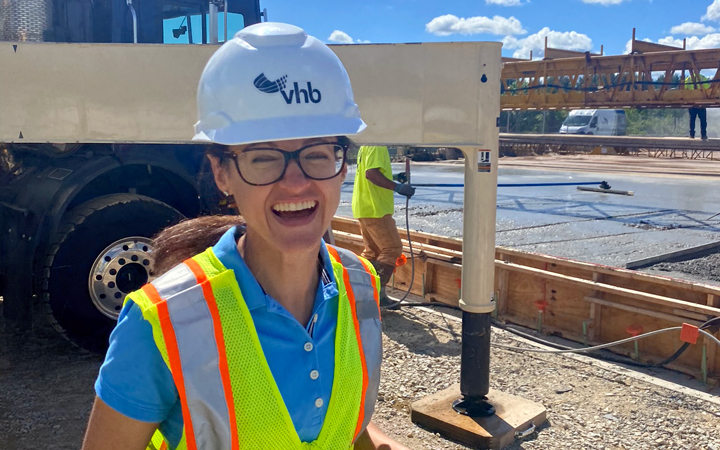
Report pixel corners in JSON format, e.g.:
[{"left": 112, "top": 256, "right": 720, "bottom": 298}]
[{"left": 278, "top": 159, "right": 311, "bottom": 189}]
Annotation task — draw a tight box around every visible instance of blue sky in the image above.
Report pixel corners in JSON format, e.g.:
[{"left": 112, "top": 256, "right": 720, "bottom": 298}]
[{"left": 246, "top": 0, "right": 720, "bottom": 59}]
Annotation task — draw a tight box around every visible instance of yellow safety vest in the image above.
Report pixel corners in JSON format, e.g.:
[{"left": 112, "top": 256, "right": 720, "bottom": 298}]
[
  {"left": 685, "top": 74, "right": 711, "bottom": 90},
  {"left": 128, "top": 244, "right": 382, "bottom": 450}
]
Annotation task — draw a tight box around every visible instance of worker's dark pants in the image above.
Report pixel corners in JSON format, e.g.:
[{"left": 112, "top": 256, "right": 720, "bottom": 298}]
[{"left": 689, "top": 107, "right": 708, "bottom": 139}]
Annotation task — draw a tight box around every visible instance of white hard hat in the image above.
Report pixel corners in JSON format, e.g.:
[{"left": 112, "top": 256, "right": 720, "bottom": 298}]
[{"left": 193, "top": 22, "right": 366, "bottom": 145}]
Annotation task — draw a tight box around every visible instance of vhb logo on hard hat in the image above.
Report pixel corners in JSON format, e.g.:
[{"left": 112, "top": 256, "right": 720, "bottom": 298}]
[
  {"left": 253, "top": 73, "right": 322, "bottom": 104},
  {"left": 193, "top": 22, "right": 364, "bottom": 146}
]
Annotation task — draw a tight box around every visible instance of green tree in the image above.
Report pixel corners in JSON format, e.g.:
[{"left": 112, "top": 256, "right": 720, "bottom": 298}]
[{"left": 624, "top": 108, "right": 686, "bottom": 136}]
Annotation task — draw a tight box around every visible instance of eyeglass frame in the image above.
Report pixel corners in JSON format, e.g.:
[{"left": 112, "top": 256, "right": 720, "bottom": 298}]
[{"left": 222, "top": 140, "right": 349, "bottom": 187}]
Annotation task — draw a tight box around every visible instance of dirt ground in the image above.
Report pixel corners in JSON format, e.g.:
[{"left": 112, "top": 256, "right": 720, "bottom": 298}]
[{"left": 2, "top": 295, "right": 720, "bottom": 450}]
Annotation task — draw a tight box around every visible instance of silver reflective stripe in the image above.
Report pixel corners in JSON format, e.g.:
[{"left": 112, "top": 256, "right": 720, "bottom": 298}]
[
  {"left": 152, "top": 264, "right": 197, "bottom": 299},
  {"left": 330, "top": 246, "right": 383, "bottom": 435},
  {"left": 156, "top": 273, "right": 233, "bottom": 450}
]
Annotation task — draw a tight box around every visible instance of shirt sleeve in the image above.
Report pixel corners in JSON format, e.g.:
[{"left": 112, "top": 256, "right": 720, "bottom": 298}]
[
  {"left": 363, "top": 146, "right": 391, "bottom": 177},
  {"left": 94, "top": 300, "right": 179, "bottom": 423}
]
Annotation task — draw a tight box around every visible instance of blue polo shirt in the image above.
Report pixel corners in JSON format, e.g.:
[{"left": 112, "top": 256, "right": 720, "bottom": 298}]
[{"left": 95, "top": 227, "right": 339, "bottom": 447}]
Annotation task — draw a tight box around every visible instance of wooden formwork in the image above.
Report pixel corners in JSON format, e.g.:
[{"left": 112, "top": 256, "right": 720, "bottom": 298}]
[
  {"left": 501, "top": 47, "right": 720, "bottom": 110},
  {"left": 331, "top": 216, "right": 720, "bottom": 382}
]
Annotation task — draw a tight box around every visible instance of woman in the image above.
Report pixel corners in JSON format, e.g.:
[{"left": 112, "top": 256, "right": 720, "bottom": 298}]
[{"left": 82, "top": 22, "right": 411, "bottom": 450}]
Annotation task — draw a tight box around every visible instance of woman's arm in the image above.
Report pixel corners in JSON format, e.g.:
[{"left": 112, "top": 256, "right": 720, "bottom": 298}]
[
  {"left": 82, "top": 397, "right": 159, "bottom": 450},
  {"left": 355, "top": 421, "right": 413, "bottom": 450}
]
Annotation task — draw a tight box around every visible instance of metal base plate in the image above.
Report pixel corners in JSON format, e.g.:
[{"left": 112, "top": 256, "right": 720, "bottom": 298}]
[{"left": 411, "top": 384, "right": 547, "bottom": 449}]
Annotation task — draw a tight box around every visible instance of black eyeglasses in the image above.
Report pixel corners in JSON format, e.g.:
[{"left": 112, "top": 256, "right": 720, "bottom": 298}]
[{"left": 224, "top": 141, "right": 348, "bottom": 186}]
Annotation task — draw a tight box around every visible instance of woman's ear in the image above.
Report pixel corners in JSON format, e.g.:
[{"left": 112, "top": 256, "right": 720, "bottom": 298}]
[{"left": 207, "top": 154, "right": 231, "bottom": 195}]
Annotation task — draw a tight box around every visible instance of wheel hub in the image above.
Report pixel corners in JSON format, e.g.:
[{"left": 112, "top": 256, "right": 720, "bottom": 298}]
[{"left": 89, "top": 237, "right": 154, "bottom": 319}]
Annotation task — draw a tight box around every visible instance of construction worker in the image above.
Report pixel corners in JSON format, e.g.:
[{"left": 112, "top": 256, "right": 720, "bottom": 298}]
[
  {"left": 82, "top": 23, "right": 410, "bottom": 450},
  {"left": 352, "top": 145, "right": 415, "bottom": 308},
  {"left": 685, "top": 73, "right": 711, "bottom": 140}
]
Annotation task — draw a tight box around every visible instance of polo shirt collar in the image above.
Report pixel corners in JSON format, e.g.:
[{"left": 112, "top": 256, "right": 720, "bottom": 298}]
[{"left": 211, "top": 226, "right": 337, "bottom": 312}]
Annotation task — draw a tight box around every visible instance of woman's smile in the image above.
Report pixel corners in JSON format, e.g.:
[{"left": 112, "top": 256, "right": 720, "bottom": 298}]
[{"left": 270, "top": 199, "right": 319, "bottom": 224}]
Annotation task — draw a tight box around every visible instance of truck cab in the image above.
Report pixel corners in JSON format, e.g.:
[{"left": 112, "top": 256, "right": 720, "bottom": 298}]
[
  {"left": 559, "top": 109, "right": 627, "bottom": 136},
  {"left": 1, "top": 0, "right": 262, "bottom": 44},
  {"left": 0, "top": 0, "right": 262, "bottom": 352}
]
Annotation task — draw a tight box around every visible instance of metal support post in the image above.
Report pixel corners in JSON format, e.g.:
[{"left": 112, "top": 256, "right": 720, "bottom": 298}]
[
  {"left": 452, "top": 142, "right": 498, "bottom": 417},
  {"left": 126, "top": 0, "right": 138, "bottom": 44},
  {"left": 208, "top": 2, "right": 219, "bottom": 44},
  {"left": 453, "top": 312, "right": 494, "bottom": 416},
  {"left": 223, "top": 0, "right": 228, "bottom": 42}
]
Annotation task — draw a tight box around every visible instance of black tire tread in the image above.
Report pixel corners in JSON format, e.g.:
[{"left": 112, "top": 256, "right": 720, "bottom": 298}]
[{"left": 40, "top": 194, "right": 181, "bottom": 350}]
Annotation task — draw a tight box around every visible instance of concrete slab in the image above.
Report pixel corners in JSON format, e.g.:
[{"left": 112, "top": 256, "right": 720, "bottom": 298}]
[{"left": 339, "top": 162, "right": 720, "bottom": 269}]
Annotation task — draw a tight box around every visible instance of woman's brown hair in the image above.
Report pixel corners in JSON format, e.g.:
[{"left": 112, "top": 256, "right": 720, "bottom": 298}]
[{"left": 151, "top": 215, "right": 245, "bottom": 276}]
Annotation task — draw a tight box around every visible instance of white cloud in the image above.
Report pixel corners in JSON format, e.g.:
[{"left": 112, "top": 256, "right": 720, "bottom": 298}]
[
  {"left": 486, "top": 0, "right": 523, "bottom": 5},
  {"left": 670, "top": 22, "right": 716, "bottom": 35},
  {"left": 327, "top": 30, "right": 370, "bottom": 44},
  {"left": 328, "top": 30, "right": 353, "bottom": 44},
  {"left": 425, "top": 14, "right": 526, "bottom": 36},
  {"left": 703, "top": 0, "right": 720, "bottom": 22},
  {"left": 665, "top": 33, "right": 720, "bottom": 49},
  {"left": 502, "top": 27, "right": 593, "bottom": 59},
  {"left": 581, "top": 0, "right": 626, "bottom": 4}
]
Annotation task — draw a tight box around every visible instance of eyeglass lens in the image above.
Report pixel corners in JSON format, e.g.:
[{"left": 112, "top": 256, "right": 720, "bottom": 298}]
[{"left": 234, "top": 143, "right": 345, "bottom": 185}]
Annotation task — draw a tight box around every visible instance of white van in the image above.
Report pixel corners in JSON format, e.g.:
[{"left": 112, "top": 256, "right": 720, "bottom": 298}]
[{"left": 559, "top": 109, "right": 627, "bottom": 136}]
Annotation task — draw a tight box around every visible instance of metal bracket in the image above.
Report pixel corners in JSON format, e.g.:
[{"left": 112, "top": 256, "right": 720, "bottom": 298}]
[{"left": 514, "top": 422, "right": 536, "bottom": 440}]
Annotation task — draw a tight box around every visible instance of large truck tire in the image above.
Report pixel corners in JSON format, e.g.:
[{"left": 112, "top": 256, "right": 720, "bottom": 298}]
[{"left": 41, "top": 194, "right": 185, "bottom": 353}]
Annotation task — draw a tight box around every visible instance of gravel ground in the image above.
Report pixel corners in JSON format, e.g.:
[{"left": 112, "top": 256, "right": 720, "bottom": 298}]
[
  {"left": 645, "top": 251, "right": 720, "bottom": 288},
  {"left": 374, "top": 303, "right": 720, "bottom": 450},
  {"left": 2, "top": 296, "right": 720, "bottom": 449}
]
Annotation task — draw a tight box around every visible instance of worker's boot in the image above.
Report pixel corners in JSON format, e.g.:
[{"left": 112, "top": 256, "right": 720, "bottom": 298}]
[{"left": 370, "top": 260, "right": 400, "bottom": 310}]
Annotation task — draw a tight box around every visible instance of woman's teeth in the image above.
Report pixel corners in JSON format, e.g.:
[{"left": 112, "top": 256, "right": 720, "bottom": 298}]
[{"left": 272, "top": 200, "right": 317, "bottom": 212}]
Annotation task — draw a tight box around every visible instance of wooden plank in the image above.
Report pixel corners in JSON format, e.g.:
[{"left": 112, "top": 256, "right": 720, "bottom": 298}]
[
  {"left": 497, "top": 255, "right": 510, "bottom": 316},
  {"left": 411, "top": 384, "right": 546, "bottom": 450},
  {"left": 671, "top": 309, "right": 712, "bottom": 322},
  {"left": 625, "top": 241, "right": 720, "bottom": 269},
  {"left": 336, "top": 219, "right": 720, "bottom": 301},
  {"left": 708, "top": 294, "right": 719, "bottom": 376},
  {"left": 632, "top": 40, "right": 682, "bottom": 54},
  {"left": 589, "top": 302, "right": 600, "bottom": 342},
  {"left": 498, "top": 260, "right": 720, "bottom": 317},
  {"left": 424, "top": 260, "right": 436, "bottom": 300},
  {"left": 428, "top": 261, "right": 463, "bottom": 302},
  {"left": 589, "top": 273, "right": 603, "bottom": 342},
  {"left": 584, "top": 296, "right": 703, "bottom": 326},
  {"left": 545, "top": 47, "right": 600, "bottom": 60}
]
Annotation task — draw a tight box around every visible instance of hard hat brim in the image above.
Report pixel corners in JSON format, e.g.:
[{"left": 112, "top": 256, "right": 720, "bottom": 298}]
[{"left": 193, "top": 115, "right": 367, "bottom": 146}]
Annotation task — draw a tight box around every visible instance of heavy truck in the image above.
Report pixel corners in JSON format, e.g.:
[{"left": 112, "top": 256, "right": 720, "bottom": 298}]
[{"left": 0, "top": 0, "right": 265, "bottom": 352}]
